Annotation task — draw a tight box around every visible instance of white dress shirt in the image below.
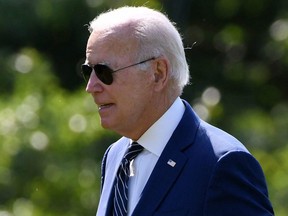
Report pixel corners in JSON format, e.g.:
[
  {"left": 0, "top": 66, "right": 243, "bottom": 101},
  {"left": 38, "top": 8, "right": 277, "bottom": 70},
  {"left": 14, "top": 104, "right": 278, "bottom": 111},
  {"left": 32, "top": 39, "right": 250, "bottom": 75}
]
[{"left": 127, "top": 97, "right": 185, "bottom": 215}]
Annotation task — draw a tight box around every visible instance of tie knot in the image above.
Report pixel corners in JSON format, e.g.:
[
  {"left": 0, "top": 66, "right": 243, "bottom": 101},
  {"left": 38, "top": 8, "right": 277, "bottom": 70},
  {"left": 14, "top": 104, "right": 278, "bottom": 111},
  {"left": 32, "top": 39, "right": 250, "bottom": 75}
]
[{"left": 124, "top": 142, "right": 144, "bottom": 162}]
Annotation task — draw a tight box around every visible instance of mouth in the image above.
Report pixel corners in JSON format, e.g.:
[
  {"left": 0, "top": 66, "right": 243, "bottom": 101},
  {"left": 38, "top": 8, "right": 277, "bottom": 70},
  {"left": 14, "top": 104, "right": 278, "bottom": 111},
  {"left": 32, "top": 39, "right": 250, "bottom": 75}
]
[{"left": 98, "top": 103, "right": 114, "bottom": 111}]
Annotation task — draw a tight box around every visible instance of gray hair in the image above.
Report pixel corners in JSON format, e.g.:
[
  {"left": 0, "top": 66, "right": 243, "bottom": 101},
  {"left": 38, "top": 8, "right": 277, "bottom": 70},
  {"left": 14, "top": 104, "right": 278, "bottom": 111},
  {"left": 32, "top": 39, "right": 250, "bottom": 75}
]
[{"left": 88, "top": 6, "right": 190, "bottom": 95}]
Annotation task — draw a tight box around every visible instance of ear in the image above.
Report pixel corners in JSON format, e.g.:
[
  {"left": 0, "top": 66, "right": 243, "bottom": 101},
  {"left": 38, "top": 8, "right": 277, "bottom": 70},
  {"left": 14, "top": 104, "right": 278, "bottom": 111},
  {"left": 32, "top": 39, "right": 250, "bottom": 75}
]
[{"left": 153, "top": 57, "right": 169, "bottom": 92}]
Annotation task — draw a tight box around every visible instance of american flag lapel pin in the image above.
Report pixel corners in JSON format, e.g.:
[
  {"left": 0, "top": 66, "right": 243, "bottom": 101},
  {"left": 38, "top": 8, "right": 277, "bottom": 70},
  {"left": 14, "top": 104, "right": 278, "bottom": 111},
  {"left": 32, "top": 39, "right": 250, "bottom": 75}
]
[{"left": 167, "top": 159, "right": 176, "bottom": 167}]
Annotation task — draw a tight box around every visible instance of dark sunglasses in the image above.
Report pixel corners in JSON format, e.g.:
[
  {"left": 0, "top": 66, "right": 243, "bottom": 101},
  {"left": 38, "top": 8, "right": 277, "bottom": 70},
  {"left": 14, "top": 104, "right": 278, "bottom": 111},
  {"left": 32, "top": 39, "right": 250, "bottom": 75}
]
[{"left": 81, "top": 57, "right": 155, "bottom": 85}]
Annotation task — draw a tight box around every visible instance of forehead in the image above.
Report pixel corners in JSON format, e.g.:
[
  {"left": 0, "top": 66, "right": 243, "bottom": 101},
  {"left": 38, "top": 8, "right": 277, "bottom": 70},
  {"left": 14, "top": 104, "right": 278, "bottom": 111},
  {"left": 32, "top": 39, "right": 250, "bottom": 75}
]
[{"left": 86, "top": 29, "right": 139, "bottom": 63}]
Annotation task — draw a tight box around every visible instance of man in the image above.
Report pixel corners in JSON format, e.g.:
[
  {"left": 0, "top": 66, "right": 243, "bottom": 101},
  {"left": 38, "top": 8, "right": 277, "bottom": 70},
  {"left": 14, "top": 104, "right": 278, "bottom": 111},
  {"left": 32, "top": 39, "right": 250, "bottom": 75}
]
[{"left": 81, "top": 6, "right": 274, "bottom": 216}]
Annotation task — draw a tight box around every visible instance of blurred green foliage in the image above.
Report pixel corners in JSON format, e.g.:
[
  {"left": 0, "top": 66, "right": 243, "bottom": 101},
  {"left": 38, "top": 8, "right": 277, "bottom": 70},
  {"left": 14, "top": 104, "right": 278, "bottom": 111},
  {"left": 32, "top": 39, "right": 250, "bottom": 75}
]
[
  {"left": 0, "top": 0, "right": 287, "bottom": 215},
  {"left": 0, "top": 48, "right": 119, "bottom": 215}
]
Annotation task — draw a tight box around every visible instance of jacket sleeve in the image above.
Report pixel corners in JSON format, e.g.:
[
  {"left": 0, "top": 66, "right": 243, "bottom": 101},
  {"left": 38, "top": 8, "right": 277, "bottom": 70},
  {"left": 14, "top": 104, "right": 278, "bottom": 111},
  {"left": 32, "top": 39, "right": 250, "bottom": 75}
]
[{"left": 204, "top": 151, "right": 274, "bottom": 216}]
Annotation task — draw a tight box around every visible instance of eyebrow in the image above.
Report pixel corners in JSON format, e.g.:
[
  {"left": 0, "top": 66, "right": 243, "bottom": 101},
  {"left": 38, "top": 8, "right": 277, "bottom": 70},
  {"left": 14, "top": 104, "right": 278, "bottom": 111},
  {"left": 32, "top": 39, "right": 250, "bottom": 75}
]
[{"left": 84, "top": 59, "right": 111, "bottom": 66}]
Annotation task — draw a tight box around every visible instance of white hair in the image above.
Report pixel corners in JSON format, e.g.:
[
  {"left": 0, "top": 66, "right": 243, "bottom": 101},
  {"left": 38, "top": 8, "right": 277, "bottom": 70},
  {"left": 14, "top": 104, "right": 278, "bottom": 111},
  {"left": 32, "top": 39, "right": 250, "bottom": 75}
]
[{"left": 89, "top": 6, "right": 190, "bottom": 95}]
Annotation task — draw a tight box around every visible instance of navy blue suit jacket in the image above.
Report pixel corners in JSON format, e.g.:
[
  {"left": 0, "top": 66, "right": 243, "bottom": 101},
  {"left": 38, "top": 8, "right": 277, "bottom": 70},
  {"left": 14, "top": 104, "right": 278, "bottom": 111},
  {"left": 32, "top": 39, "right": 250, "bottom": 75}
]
[{"left": 96, "top": 100, "right": 274, "bottom": 216}]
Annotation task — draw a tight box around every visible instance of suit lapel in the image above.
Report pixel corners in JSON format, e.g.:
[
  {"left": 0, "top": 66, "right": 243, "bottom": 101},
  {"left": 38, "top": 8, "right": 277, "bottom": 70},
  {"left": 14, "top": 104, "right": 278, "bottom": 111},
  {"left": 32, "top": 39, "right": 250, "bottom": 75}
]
[
  {"left": 96, "top": 138, "right": 130, "bottom": 216},
  {"left": 132, "top": 148, "right": 188, "bottom": 215},
  {"left": 132, "top": 100, "right": 200, "bottom": 215}
]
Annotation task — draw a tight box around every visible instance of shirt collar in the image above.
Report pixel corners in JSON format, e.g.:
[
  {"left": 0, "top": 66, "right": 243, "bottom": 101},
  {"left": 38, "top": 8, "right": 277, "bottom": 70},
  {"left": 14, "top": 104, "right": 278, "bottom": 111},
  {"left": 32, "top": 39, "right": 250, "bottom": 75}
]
[{"left": 132, "top": 97, "right": 185, "bottom": 157}]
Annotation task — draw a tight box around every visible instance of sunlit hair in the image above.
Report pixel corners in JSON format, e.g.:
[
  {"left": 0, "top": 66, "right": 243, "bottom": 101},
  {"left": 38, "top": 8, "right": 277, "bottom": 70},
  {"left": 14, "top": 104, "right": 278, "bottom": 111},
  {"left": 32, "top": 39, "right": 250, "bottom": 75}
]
[{"left": 88, "top": 6, "right": 190, "bottom": 95}]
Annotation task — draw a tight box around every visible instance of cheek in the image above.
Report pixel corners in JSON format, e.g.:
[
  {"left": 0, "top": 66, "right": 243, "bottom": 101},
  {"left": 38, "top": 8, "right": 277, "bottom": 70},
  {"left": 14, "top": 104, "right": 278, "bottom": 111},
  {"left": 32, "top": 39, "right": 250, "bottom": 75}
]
[
  {"left": 113, "top": 87, "right": 149, "bottom": 122},
  {"left": 114, "top": 71, "right": 154, "bottom": 108}
]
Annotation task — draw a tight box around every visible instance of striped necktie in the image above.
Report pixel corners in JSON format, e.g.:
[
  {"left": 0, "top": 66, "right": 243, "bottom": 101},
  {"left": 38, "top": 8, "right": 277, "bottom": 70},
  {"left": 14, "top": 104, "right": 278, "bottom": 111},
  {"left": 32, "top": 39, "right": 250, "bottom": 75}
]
[{"left": 113, "top": 142, "right": 144, "bottom": 216}]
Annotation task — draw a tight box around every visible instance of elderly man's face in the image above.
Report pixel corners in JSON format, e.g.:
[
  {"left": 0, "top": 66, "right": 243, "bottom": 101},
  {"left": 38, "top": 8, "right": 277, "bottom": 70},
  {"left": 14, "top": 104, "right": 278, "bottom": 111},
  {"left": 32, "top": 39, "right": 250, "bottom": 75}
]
[{"left": 85, "top": 31, "right": 158, "bottom": 139}]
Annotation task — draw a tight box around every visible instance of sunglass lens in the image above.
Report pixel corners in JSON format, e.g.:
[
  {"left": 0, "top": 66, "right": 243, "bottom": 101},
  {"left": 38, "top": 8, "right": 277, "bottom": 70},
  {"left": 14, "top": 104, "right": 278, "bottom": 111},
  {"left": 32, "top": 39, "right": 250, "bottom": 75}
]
[
  {"left": 94, "top": 64, "right": 113, "bottom": 85},
  {"left": 81, "top": 64, "right": 92, "bottom": 82}
]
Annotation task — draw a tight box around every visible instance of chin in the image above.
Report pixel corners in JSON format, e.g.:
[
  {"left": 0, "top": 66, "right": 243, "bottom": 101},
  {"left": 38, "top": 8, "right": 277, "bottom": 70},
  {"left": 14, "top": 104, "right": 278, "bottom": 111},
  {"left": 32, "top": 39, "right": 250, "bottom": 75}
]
[
  {"left": 100, "top": 121, "right": 110, "bottom": 129},
  {"left": 100, "top": 118, "right": 116, "bottom": 131}
]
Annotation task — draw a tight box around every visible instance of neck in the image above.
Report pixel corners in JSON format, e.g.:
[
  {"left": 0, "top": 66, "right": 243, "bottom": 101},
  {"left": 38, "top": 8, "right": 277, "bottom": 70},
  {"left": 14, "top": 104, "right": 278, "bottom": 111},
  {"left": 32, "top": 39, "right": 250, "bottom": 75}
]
[{"left": 126, "top": 94, "right": 178, "bottom": 140}]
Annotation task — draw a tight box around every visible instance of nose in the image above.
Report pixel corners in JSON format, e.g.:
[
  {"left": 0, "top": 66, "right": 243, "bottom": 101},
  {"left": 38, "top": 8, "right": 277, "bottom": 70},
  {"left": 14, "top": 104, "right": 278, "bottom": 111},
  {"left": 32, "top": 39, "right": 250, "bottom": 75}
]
[{"left": 85, "top": 71, "right": 104, "bottom": 93}]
